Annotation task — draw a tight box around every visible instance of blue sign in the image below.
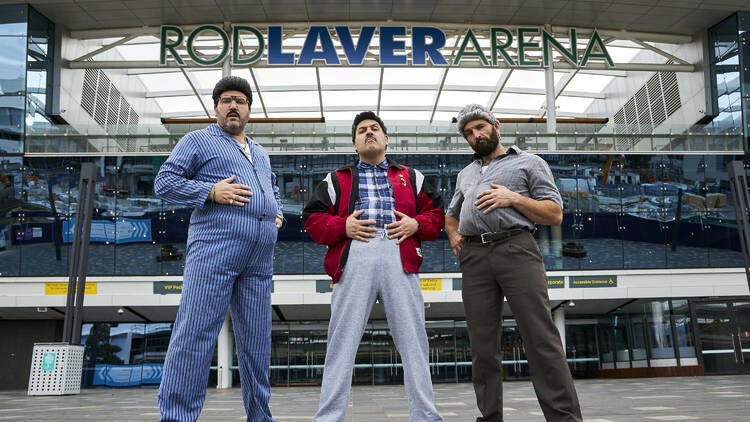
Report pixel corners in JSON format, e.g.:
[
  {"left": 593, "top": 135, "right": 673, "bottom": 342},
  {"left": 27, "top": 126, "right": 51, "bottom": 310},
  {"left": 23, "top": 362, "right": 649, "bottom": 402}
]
[
  {"left": 42, "top": 352, "right": 56, "bottom": 371},
  {"left": 63, "top": 218, "right": 152, "bottom": 244}
]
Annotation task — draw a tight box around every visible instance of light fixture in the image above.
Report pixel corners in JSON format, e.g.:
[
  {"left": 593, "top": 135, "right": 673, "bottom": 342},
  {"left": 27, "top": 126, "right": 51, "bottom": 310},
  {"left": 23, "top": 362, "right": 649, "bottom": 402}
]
[
  {"left": 117, "top": 307, "right": 125, "bottom": 315},
  {"left": 567, "top": 301, "right": 576, "bottom": 308}
]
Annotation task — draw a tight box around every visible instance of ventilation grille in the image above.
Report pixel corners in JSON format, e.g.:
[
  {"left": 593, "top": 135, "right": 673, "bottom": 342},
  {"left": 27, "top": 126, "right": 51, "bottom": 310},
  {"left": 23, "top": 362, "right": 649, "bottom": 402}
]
[
  {"left": 80, "top": 69, "right": 140, "bottom": 129},
  {"left": 611, "top": 70, "right": 682, "bottom": 150}
]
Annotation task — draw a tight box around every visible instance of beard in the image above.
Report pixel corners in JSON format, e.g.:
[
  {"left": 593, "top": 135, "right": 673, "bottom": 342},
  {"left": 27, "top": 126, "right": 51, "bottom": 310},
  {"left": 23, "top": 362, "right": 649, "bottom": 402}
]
[
  {"left": 219, "top": 112, "right": 247, "bottom": 135},
  {"left": 470, "top": 126, "right": 500, "bottom": 157}
]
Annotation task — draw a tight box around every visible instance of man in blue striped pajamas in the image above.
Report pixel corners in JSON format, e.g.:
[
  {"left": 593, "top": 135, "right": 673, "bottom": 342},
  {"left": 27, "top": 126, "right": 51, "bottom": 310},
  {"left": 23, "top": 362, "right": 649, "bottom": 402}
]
[{"left": 154, "top": 76, "right": 283, "bottom": 422}]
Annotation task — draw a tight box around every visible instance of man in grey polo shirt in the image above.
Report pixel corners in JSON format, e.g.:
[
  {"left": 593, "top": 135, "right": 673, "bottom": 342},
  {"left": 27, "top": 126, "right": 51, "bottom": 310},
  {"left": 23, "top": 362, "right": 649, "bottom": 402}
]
[{"left": 445, "top": 104, "right": 582, "bottom": 422}]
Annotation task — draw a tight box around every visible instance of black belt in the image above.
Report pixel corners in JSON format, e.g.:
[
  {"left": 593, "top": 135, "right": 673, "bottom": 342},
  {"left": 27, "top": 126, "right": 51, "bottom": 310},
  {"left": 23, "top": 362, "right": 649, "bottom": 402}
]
[{"left": 465, "top": 228, "right": 533, "bottom": 245}]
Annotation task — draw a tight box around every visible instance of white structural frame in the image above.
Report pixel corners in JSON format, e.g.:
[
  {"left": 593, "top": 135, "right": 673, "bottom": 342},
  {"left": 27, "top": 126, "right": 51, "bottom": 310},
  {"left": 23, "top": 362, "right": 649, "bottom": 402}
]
[{"left": 64, "top": 22, "right": 697, "bottom": 124}]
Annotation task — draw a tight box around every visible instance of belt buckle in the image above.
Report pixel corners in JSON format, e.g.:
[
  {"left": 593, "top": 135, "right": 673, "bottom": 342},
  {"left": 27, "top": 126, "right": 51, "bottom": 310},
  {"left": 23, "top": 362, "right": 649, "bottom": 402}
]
[{"left": 480, "top": 232, "right": 492, "bottom": 245}]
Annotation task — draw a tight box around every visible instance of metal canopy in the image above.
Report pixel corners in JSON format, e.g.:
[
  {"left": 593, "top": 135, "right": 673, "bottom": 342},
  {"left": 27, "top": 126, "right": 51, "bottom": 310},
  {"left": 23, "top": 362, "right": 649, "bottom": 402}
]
[
  {"left": 20, "top": 0, "right": 743, "bottom": 35},
  {"left": 61, "top": 22, "right": 700, "bottom": 123}
]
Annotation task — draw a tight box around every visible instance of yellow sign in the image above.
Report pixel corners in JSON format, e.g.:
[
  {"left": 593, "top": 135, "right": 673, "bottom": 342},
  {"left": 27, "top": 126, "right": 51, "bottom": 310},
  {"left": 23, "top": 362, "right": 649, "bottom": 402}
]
[
  {"left": 420, "top": 278, "right": 442, "bottom": 291},
  {"left": 45, "top": 282, "right": 98, "bottom": 295},
  {"left": 569, "top": 275, "right": 617, "bottom": 288}
]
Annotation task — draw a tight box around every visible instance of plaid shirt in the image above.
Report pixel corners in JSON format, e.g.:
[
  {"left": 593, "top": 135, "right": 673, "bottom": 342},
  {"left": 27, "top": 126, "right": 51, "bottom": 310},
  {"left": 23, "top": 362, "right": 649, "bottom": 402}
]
[{"left": 354, "top": 159, "right": 395, "bottom": 228}]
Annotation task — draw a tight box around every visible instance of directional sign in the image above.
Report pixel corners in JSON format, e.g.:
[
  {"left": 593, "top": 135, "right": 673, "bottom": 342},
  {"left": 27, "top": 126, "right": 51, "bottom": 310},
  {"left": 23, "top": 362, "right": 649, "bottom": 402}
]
[
  {"left": 569, "top": 275, "right": 617, "bottom": 288},
  {"left": 153, "top": 281, "right": 182, "bottom": 294},
  {"left": 547, "top": 276, "right": 565, "bottom": 289},
  {"left": 63, "top": 218, "right": 152, "bottom": 244}
]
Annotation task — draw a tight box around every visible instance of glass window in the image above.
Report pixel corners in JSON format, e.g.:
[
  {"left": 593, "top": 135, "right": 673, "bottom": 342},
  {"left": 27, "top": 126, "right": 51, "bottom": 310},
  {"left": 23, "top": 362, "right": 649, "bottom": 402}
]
[
  {"left": 597, "top": 320, "right": 614, "bottom": 364},
  {"left": 455, "top": 321, "right": 472, "bottom": 382},
  {"left": 115, "top": 157, "right": 164, "bottom": 275},
  {"left": 672, "top": 300, "right": 697, "bottom": 359},
  {"left": 646, "top": 300, "right": 676, "bottom": 359},
  {"left": 0, "top": 4, "right": 27, "bottom": 36},
  {"left": 613, "top": 314, "right": 630, "bottom": 366},
  {"left": 20, "top": 157, "right": 73, "bottom": 275},
  {"left": 0, "top": 36, "right": 27, "bottom": 95},
  {"left": 270, "top": 323, "right": 290, "bottom": 386},
  {"left": 708, "top": 13, "right": 741, "bottom": 134},
  {"left": 0, "top": 156, "right": 23, "bottom": 276},
  {"left": 0, "top": 95, "right": 24, "bottom": 154}
]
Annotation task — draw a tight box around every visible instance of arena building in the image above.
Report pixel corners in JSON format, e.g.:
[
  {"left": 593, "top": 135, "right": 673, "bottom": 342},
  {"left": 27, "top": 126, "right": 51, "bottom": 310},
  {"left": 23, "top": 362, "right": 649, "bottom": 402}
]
[{"left": 1, "top": 0, "right": 749, "bottom": 391}]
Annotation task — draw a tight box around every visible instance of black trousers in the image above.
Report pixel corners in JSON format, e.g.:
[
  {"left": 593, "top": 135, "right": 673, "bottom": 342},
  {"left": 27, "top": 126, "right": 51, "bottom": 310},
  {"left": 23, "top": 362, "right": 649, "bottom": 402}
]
[{"left": 459, "top": 231, "right": 582, "bottom": 422}]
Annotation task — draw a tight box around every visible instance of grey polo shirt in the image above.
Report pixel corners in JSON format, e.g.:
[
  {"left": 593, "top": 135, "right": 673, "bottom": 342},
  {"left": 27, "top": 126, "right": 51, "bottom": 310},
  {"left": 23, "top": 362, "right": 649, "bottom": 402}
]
[{"left": 446, "top": 145, "right": 562, "bottom": 236}]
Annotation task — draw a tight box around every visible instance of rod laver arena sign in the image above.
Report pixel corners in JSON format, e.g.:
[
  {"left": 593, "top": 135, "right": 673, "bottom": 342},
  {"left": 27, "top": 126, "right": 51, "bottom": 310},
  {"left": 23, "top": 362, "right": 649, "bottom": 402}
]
[{"left": 160, "top": 25, "right": 614, "bottom": 68}]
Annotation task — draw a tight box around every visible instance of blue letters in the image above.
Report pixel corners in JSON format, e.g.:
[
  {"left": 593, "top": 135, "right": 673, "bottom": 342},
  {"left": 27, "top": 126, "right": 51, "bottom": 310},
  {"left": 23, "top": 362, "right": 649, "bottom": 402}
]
[
  {"left": 335, "top": 26, "right": 375, "bottom": 65},
  {"left": 267, "top": 26, "right": 295, "bottom": 65},
  {"left": 380, "top": 26, "right": 407, "bottom": 65},
  {"left": 412, "top": 27, "right": 448, "bottom": 65},
  {"left": 298, "top": 26, "right": 340, "bottom": 65}
]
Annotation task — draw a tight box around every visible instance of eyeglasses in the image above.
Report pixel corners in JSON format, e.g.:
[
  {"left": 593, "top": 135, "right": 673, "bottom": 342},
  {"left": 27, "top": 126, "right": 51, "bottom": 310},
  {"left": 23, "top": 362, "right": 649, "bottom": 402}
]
[{"left": 219, "top": 95, "right": 248, "bottom": 105}]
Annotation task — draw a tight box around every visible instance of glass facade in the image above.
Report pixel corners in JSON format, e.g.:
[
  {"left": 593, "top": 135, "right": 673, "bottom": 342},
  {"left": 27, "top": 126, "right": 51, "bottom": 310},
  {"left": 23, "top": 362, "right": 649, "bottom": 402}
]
[
  {"left": 595, "top": 299, "right": 699, "bottom": 370},
  {"left": 1, "top": 4, "right": 748, "bottom": 392},
  {"left": 78, "top": 299, "right": 706, "bottom": 387},
  {"left": 0, "top": 4, "right": 54, "bottom": 155},
  {"left": 0, "top": 153, "right": 745, "bottom": 277}
]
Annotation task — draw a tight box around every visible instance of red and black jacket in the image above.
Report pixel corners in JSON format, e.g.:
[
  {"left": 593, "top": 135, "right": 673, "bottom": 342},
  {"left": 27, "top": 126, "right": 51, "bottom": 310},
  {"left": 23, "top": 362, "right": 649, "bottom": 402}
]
[{"left": 303, "top": 158, "right": 445, "bottom": 283}]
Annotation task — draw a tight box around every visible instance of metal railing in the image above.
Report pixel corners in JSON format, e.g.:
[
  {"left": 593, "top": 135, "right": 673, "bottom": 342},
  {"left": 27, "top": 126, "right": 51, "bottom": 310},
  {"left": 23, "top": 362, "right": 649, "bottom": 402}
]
[{"left": 23, "top": 122, "right": 745, "bottom": 155}]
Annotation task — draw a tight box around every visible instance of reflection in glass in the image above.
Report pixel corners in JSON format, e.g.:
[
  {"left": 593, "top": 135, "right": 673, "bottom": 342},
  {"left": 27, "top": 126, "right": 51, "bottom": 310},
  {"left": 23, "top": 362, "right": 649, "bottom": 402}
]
[
  {"left": 732, "top": 302, "right": 750, "bottom": 371},
  {"left": 455, "top": 322, "right": 472, "bottom": 382},
  {"left": 613, "top": 315, "right": 630, "bottom": 367},
  {"left": 630, "top": 318, "right": 648, "bottom": 362},
  {"left": 695, "top": 302, "right": 737, "bottom": 373},
  {"left": 0, "top": 95, "right": 25, "bottom": 154},
  {"left": 20, "top": 158, "right": 72, "bottom": 275},
  {"left": 565, "top": 324, "right": 599, "bottom": 378},
  {"left": 647, "top": 300, "right": 675, "bottom": 359},
  {"left": 426, "top": 321, "right": 456, "bottom": 383},
  {"left": 502, "top": 325, "right": 529, "bottom": 379},
  {"left": 0, "top": 157, "right": 23, "bottom": 276},
  {"left": 270, "top": 324, "right": 290, "bottom": 386},
  {"left": 287, "top": 322, "right": 327, "bottom": 385},
  {"left": 598, "top": 320, "right": 614, "bottom": 365},
  {"left": 672, "top": 300, "right": 696, "bottom": 359},
  {"left": 708, "top": 13, "right": 742, "bottom": 135}
]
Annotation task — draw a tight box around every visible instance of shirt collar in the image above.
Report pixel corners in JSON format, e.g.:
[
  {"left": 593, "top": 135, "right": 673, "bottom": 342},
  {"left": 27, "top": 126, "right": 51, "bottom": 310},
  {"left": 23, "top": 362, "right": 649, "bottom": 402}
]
[
  {"left": 207, "top": 123, "right": 255, "bottom": 147},
  {"left": 358, "top": 158, "right": 389, "bottom": 170},
  {"left": 473, "top": 144, "right": 519, "bottom": 163}
]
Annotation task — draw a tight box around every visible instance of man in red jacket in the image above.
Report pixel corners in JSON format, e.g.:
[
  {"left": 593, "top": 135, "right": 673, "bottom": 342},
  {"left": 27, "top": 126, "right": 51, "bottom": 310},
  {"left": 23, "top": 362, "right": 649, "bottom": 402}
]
[{"left": 303, "top": 111, "right": 445, "bottom": 422}]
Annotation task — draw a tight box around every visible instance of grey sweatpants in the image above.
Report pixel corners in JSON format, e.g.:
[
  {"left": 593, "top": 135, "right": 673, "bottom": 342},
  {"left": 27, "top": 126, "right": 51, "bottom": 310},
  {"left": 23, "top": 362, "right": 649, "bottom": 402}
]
[{"left": 314, "top": 232, "right": 443, "bottom": 422}]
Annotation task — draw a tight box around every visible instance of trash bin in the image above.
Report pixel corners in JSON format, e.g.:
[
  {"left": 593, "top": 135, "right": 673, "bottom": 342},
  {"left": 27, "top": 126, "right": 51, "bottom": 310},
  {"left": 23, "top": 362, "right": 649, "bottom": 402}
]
[{"left": 27, "top": 343, "right": 84, "bottom": 396}]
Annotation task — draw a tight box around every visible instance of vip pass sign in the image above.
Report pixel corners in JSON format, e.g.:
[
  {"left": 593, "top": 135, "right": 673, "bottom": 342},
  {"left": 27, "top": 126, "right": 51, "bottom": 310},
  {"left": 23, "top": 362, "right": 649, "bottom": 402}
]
[{"left": 160, "top": 25, "right": 614, "bottom": 68}]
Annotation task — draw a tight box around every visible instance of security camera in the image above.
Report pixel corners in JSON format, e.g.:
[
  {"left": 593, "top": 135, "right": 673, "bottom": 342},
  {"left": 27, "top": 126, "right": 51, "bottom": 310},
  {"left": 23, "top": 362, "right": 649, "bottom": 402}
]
[
  {"left": 117, "top": 307, "right": 125, "bottom": 315},
  {"left": 567, "top": 301, "right": 576, "bottom": 308}
]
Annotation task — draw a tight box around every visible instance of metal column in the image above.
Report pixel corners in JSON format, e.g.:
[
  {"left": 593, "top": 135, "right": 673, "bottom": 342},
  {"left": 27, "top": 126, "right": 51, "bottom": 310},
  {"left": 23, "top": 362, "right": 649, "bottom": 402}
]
[
  {"left": 61, "top": 162, "right": 96, "bottom": 345},
  {"left": 544, "top": 25, "right": 557, "bottom": 150}
]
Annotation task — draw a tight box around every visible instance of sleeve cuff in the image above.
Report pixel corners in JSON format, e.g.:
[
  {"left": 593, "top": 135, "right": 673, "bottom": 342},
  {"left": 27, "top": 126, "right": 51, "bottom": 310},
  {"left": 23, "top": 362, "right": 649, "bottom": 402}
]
[{"left": 194, "top": 182, "right": 214, "bottom": 210}]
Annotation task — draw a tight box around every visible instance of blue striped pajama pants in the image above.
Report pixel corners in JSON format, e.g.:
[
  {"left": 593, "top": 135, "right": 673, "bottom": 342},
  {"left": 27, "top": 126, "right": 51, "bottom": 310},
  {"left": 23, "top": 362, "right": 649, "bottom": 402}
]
[{"left": 158, "top": 219, "right": 277, "bottom": 422}]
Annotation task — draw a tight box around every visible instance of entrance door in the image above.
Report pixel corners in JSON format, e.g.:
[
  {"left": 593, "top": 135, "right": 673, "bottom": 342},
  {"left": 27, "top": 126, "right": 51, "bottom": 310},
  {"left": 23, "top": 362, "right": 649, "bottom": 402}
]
[
  {"left": 502, "top": 325, "right": 530, "bottom": 379},
  {"left": 732, "top": 301, "right": 750, "bottom": 372},
  {"left": 693, "top": 300, "right": 748, "bottom": 373}
]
